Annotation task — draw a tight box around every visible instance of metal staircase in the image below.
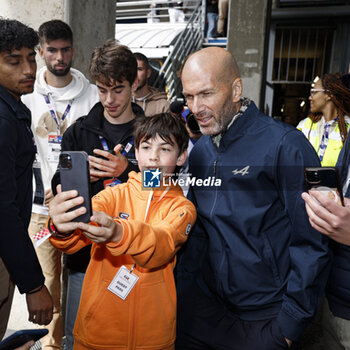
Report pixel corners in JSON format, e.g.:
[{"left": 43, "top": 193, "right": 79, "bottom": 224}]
[{"left": 115, "top": 0, "right": 206, "bottom": 100}]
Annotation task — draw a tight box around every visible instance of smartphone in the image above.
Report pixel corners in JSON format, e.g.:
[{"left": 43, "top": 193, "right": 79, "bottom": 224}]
[
  {"left": 0, "top": 329, "right": 48, "bottom": 350},
  {"left": 59, "top": 151, "right": 92, "bottom": 222},
  {"left": 304, "top": 167, "right": 344, "bottom": 206}
]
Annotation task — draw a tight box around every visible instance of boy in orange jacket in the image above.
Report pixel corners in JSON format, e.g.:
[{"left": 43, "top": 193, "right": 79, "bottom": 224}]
[{"left": 48, "top": 112, "right": 196, "bottom": 350}]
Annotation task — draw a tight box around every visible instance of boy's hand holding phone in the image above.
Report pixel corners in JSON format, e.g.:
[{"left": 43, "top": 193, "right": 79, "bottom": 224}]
[
  {"left": 89, "top": 144, "right": 128, "bottom": 181},
  {"left": 49, "top": 185, "right": 87, "bottom": 234},
  {"left": 49, "top": 186, "right": 122, "bottom": 244}
]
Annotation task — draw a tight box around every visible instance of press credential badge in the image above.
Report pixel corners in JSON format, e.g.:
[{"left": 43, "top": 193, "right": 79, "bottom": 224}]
[{"left": 108, "top": 265, "right": 139, "bottom": 300}]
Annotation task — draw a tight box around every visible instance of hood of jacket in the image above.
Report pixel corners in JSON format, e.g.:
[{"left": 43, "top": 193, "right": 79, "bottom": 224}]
[
  {"left": 34, "top": 66, "right": 92, "bottom": 101},
  {"left": 133, "top": 86, "right": 168, "bottom": 103},
  {"left": 143, "top": 86, "right": 168, "bottom": 102}
]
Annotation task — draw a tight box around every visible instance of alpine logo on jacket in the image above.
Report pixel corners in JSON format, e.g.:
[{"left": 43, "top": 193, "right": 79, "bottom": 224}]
[{"left": 232, "top": 166, "right": 250, "bottom": 176}]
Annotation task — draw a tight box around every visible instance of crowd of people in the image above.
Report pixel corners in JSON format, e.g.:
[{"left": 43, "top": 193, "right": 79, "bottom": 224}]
[{"left": 1, "top": 15, "right": 350, "bottom": 350}]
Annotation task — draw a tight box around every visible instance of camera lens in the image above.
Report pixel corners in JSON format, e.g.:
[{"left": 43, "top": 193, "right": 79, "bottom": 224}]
[
  {"left": 60, "top": 154, "right": 72, "bottom": 169},
  {"left": 307, "top": 170, "right": 320, "bottom": 184}
]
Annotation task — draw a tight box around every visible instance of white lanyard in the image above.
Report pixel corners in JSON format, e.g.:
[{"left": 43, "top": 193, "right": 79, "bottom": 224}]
[{"left": 43, "top": 94, "right": 74, "bottom": 134}]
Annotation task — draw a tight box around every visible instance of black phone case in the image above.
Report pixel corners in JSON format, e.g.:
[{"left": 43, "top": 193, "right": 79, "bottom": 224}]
[
  {"left": 0, "top": 329, "right": 48, "bottom": 350},
  {"left": 304, "top": 167, "right": 344, "bottom": 205},
  {"left": 60, "top": 151, "right": 92, "bottom": 222}
]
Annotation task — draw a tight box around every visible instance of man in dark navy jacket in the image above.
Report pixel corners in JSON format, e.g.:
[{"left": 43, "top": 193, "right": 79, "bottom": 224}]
[
  {"left": 0, "top": 19, "right": 53, "bottom": 339},
  {"left": 176, "top": 47, "right": 331, "bottom": 349},
  {"left": 303, "top": 135, "right": 350, "bottom": 349}
]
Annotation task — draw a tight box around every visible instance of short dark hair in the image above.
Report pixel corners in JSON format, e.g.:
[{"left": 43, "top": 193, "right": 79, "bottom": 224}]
[
  {"left": 134, "top": 113, "right": 189, "bottom": 155},
  {"left": 89, "top": 39, "right": 137, "bottom": 87},
  {"left": 38, "top": 20, "right": 73, "bottom": 45},
  {"left": 0, "top": 18, "right": 38, "bottom": 53},
  {"left": 134, "top": 52, "right": 150, "bottom": 69}
]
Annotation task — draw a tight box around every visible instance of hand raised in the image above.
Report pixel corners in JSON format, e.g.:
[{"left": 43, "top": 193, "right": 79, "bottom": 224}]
[{"left": 89, "top": 144, "right": 128, "bottom": 179}]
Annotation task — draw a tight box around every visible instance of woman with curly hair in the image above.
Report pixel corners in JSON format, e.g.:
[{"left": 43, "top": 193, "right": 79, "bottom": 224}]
[{"left": 297, "top": 73, "right": 350, "bottom": 166}]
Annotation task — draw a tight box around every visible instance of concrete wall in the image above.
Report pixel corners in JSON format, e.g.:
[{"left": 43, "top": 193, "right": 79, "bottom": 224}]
[
  {"left": 66, "top": 0, "right": 116, "bottom": 78},
  {"left": 226, "top": 0, "right": 269, "bottom": 106},
  {"left": 0, "top": 0, "right": 115, "bottom": 79},
  {"left": 0, "top": 0, "right": 65, "bottom": 28}
]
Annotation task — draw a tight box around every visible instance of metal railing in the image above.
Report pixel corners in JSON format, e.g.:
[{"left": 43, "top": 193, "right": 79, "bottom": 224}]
[
  {"left": 154, "top": 1, "right": 205, "bottom": 99},
  {"left": 116, "top": 0, "right": 205, "bottom": 99},
  {"left": 116, "top": 1, "right": 202, "bottom": 23}
]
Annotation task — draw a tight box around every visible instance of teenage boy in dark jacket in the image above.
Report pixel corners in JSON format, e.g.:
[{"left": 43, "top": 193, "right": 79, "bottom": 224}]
[
  {"left": 303, "top": 135, "right": 350, "bottom": 349},
  {"left": 176, "top": 47, "right": 331, "bottom": 350},
  {"left": 51, "top": 39, "right": 143, "bottom": 349},
  {"left": 0, "top": 19, "right": 53, "bottom": 339}
]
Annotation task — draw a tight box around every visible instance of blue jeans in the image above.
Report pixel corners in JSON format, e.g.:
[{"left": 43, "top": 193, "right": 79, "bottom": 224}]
[
  {"left": 65, "top": 270, "right": 85, "bottom": 350},
  {"left": 206, "top": 12, "right": 218, "bottom": 38}
]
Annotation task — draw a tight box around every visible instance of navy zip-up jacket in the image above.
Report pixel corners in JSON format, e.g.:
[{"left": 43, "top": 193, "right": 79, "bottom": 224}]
[
  {"left": 177, "top": 101, "right": 331, "bottom": 341},
  {"left": 0, "top": 85, "right": 44, "bottom": 293},
  {"left": 328, "top": 137, "right": 350, "bottom": 319}
]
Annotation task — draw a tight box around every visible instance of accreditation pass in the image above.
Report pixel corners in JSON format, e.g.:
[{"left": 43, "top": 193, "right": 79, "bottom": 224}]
[{"left": 108, "top": 265, "right": 139, "bottom": 300}]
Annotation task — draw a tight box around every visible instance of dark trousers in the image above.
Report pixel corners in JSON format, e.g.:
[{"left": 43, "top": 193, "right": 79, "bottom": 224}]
[{"left": 176, "top": 277, "right": 299, "bottom": 350}]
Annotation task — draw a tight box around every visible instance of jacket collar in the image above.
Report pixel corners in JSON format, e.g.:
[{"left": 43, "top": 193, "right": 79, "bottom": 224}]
[
  {"left": 0, "top": 85, "right": 31, "bottom": 122},
  {"left": 337, "top": 137, "right": 350, "bottom": 196},
  {"left": 209, "top": 100, "right": 260, "bottom": 151}
]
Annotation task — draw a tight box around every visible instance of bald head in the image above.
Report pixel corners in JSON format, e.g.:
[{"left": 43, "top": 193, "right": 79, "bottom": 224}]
[
  {"left": 182, "top": 47, "right": 240, "bottom": 84},
  {"left": 181, "top": 48, "right": 243, "bottom": 136}
]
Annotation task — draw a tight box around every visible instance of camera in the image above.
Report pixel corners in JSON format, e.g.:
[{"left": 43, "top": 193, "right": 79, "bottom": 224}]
[
  {"left": 59, "top": 153, "right": 72, "bottom": 169},
  {"left": 305, "top": 170, "right": 320, "bottom": 184}
]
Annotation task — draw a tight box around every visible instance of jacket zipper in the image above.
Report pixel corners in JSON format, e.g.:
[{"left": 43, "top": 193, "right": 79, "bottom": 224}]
[
  {"left": 210, "top": 152, "right": 225, "bottom": 295},
  {"left": 130, "top": 192, "right": 154, "bottom": 349}
]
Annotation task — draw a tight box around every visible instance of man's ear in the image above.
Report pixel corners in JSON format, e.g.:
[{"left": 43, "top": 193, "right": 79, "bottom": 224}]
[
  {"left": 131, "top": 79, "right": 138, "bottom": 92},
  {"left": 147, "top": 67, "right": 152, "bottom": 79},
  {"left": 72, "top": 47, "right": 76, "bottom": 61},
  {"left": 176, "top": 149, "right": 188, "bottom": 167},
  {"left": 232, "top": 78, "right": 242, "bottom": 103},
  {"left": 38, "top": 47, "right": 44, "bottom": 59}
]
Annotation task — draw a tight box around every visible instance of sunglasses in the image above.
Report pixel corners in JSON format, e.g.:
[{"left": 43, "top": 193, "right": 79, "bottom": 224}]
[{"left": 310, "top": 88, "right": 325, "bottom": 97}]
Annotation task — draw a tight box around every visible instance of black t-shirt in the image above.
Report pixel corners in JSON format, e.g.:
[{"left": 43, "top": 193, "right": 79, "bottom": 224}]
[{"left": 101, "top": 117, "right": 135, "bottom": 147}]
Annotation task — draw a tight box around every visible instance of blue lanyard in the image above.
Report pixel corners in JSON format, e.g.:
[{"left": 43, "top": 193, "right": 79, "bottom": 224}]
[
  {"left": 99, "top": 136, "right": 134, "bottom": 156},
  {"left": 319, "top": 117, "right": 338, "bottom": 162},
  {"left": 99, "top": 136, "right": 110, "bottom": 151}
]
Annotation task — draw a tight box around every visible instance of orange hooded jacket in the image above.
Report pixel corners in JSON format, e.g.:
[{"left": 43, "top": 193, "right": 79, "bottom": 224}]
[{"left": 50, "top": 171, "right": 196, "bottom": 350}]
